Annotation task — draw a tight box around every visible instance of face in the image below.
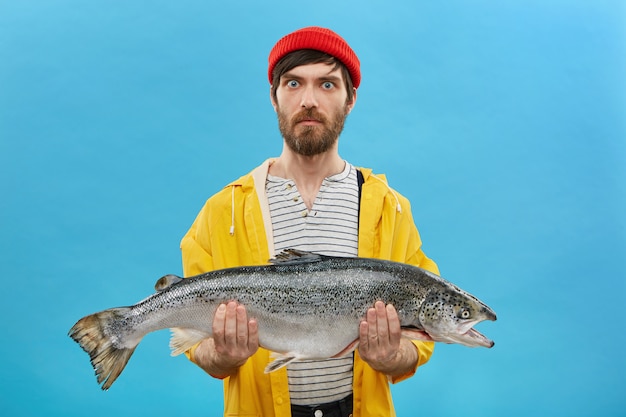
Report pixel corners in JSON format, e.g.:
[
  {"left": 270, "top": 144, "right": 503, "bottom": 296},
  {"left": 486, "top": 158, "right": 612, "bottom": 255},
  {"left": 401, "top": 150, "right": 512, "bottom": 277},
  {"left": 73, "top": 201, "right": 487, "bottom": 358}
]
[{"left": 272, "top": 63, "right": 356, "bottom": 156}]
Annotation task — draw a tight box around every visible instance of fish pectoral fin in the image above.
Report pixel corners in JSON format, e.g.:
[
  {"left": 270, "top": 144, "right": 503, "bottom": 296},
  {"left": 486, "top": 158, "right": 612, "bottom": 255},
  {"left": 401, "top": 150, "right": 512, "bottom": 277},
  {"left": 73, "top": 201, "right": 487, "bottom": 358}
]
[
  {"left": 264, "top": 352, "right": 301, "bottom": 373},
  {"left": 169, "top": 327, "right": 211, "bottom": 356},
  {"left": 401, "top": 327, "right": 434, "bottom": 342}
]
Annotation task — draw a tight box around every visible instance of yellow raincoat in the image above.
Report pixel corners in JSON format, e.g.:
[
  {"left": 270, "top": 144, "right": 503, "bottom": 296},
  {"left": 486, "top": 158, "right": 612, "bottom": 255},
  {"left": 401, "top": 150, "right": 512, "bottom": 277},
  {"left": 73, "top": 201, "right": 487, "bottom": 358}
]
[{"left": 180, "top": 159, "right": 439, "bottom": 417}]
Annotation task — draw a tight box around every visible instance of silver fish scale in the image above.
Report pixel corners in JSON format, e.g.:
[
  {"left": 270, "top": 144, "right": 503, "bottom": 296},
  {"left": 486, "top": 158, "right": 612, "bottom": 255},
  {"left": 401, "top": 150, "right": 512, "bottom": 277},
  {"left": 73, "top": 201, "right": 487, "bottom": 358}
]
[
  {"left": 201, "top": 258, "right": 429, "bottom": 316},
  {"left": 69, "top": 250, "right": 496, "bottom": 390},
  {"left": 110, "top": 256, "right": 448, "bottom": 354},
  {"left": 70, "top": 252, "right": 497, "bottom": 389}
]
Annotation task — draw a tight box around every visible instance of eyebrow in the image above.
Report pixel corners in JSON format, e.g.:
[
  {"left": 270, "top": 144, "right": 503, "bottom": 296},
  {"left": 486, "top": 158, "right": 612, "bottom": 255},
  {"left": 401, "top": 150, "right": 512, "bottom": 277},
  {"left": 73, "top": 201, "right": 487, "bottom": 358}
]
[{"left": 282, "top": 70, "right": 343, "bottom": 84}]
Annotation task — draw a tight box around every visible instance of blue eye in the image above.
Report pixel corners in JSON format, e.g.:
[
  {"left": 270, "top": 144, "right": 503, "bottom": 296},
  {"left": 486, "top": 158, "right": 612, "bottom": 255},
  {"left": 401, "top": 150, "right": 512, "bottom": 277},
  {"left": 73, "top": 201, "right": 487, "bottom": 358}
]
[
  {"left": 287, "top": 80, "right": 299, "bottom": 88},
  {"left": 322, "top": 82, "right": 334, "bottom": 89}
]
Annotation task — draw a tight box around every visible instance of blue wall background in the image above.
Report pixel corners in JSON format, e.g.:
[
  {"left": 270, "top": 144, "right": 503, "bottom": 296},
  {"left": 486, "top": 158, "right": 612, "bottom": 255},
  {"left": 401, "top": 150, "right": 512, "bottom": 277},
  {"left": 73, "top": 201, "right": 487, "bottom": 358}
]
[{"left": 1, "top": 1, "right": 624, "bottom": 416}]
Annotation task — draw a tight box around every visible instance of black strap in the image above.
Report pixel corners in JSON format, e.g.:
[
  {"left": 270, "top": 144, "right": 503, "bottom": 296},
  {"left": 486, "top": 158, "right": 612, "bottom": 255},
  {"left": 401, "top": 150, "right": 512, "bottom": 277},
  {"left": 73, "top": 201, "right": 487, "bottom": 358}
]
[
  {"left": 356, "top": 169, "right": 364, "bottom": 231},
  {"left": 356, "top": 169, "right": 364, "bottom": 202}
]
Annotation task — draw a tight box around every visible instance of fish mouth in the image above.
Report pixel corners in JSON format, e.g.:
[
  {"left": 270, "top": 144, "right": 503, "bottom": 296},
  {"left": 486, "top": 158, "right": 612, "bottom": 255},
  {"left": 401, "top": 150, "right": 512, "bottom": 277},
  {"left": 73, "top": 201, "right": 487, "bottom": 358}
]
[
  {"left": 462, "top": 327, "right": 495, "bottom": 348},
  {"left": 402, "top": 323, "right": 494, "bottom": 348},
  {"left": 458, "top": 316, "right": 496, "bottom": 347},
  {"left": 425, "top": 316, "right": 496, "bottom": 348},
  {"left": 429, "top": 326, "right": 494, "bottom": 348}
]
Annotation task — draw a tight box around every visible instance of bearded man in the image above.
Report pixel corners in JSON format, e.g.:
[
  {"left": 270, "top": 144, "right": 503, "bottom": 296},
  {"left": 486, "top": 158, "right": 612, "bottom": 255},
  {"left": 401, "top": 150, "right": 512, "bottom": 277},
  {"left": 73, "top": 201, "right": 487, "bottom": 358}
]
[{"left": 181, "top": 26, "right": 439, "bottom": 417}]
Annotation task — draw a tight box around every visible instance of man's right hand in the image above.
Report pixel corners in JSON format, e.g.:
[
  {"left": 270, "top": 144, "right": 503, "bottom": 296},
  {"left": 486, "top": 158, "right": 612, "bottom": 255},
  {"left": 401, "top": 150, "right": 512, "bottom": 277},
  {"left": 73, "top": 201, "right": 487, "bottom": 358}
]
[{"left": 192, "top": 301, "right": 259, "bottom": 378}]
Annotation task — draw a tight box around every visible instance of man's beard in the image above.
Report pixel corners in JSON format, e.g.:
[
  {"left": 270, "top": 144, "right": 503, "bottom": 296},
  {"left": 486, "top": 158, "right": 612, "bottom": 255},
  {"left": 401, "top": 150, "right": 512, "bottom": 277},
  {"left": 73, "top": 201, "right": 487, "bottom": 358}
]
[{"left": 277, "top": 106, "right": 348, "bottom": 156}]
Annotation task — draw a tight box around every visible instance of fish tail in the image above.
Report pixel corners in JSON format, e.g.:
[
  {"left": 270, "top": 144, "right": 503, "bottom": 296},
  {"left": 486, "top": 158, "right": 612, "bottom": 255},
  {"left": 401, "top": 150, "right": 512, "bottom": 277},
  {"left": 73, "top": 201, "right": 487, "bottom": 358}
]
[{"left": 68, "top": 307, "right": 138, "bottom": 390}]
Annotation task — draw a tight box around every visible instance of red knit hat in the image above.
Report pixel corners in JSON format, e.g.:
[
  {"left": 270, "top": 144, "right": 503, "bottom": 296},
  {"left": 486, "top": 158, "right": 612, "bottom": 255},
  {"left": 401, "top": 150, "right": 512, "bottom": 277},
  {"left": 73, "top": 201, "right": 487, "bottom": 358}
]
[{"left": 268, "top": 26, "right": 361, "bottom": 89}]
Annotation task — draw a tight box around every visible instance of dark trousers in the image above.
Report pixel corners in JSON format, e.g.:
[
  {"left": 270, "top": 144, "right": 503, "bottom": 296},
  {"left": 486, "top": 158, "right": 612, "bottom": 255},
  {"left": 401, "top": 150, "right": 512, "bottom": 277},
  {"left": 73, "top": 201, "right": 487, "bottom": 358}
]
[{"left": 290, "top": 394, "right": 353, "bottom": 417}]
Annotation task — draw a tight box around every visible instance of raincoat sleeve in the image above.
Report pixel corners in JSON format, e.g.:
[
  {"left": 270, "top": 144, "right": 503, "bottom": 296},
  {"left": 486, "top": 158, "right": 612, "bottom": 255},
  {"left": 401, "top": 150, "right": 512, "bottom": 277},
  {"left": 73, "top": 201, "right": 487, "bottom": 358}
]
[
  {"left": 179, "top": 200, "right": 217, "bottom": 364},
  {"left": 358, "top": 171, "right": 439, "bottom": 385},
  {"left": 401, "top": 198, "right": 439, "bottom": 275},
  {"left": 394, "top": 194, "right": 438, "bottom": 384},
  {"left": 178, "top": 176, "right": 269, "bottom": 367},
  {"left": 180, "top": 200, "right": 216, "bottom": 277}
]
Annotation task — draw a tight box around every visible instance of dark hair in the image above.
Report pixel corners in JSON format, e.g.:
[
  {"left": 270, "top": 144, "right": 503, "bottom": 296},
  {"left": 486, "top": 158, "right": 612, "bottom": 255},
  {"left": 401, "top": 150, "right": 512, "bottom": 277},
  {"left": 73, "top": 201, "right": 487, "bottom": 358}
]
[{"left": 270, "top": 49, "right": 355, "bottom": 103}]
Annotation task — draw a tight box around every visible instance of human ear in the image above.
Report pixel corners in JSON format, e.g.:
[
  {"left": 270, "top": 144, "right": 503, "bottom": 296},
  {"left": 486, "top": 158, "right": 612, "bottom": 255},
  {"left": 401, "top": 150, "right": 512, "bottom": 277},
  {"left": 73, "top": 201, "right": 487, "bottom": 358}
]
[
  {"left": 270, "top": 86, "right": 278, "bottom": 112},
  {"left": 346, "top": 88, "right": 357, "bottom": 114}
]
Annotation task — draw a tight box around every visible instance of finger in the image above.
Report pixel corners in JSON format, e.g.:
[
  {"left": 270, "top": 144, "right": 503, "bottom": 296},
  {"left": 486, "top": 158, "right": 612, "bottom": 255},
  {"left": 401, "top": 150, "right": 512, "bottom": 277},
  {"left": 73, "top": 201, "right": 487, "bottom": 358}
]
[
  {"left": 359, "top": 320, "right": 369, "bottom": 351},
  {"left": 247, "top": 318, "right": 259, "bottom": 352},
  {"left": 223, "top": 301, "right": 239, "bottom": 347},
  {"left": 367, "top": 306, "right": 378, "bottom": 343},
  {"left": 386, "top": 304, "right": 401, "bottom": 346},
  {"left": 212, "top": 303, "right": 227, "bottom": 340},
  {"left": 235, "top": 304, "right": 249, "bottom": 346},
  {"left": 375, "top": 301, "right": 389, "bottom": 342}
]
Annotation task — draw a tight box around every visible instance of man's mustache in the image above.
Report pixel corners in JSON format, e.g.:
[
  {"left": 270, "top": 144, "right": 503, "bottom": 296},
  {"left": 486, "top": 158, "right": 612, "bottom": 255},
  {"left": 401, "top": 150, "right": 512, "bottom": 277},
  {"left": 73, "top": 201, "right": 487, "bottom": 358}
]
[{"left": 292, "top": 109, "right": 327, "bottom": 124}]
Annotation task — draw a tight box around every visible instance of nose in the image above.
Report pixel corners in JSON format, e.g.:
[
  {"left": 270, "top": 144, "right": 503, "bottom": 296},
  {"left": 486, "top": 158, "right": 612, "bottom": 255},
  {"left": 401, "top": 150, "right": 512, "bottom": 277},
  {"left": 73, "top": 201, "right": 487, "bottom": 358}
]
[{"left": 300, "top": 85, "right": 318, "bottom": 109}]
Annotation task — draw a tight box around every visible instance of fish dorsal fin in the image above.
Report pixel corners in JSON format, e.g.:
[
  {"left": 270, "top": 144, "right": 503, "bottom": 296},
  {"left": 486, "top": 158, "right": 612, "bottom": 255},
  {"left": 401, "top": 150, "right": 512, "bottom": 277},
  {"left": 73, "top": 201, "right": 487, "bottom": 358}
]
[
  {"left": 269, "top": 249, "right": 324, "bottom": 265},
  {"left": 154, "top": 274, "right": 184, "bottom": 292}
]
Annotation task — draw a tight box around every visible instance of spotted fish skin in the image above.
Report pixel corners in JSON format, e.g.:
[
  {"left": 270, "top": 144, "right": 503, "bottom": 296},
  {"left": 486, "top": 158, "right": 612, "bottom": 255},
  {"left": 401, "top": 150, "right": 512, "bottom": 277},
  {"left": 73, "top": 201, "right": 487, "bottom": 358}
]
[{"left": 69, "top": 250, "right": 496, "bottom": 390}]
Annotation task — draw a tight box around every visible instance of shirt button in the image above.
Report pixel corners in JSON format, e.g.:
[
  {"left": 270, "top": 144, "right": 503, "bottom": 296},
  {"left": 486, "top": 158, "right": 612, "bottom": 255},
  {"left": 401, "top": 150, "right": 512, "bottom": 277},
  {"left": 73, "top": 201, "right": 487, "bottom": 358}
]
[
  {"left": 314, "top": 410, "right": 323, "bottom": 417},
  {"left": 301, "top": 211, "right": 308, "bottom": 217},
  {"left": 276, "top": 397, "right": 284, "bottom": 405}
]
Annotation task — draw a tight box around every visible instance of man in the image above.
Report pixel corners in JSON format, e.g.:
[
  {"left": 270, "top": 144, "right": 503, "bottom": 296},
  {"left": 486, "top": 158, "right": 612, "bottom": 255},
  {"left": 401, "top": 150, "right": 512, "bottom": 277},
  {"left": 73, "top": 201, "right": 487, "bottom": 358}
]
[{"left": 180, "top": 26, "right": 439, "bottom": 417}]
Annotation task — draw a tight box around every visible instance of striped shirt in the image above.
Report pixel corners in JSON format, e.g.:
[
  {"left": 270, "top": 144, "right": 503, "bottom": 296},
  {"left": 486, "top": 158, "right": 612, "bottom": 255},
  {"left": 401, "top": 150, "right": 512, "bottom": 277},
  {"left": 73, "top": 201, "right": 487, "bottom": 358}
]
[{"left": 266, "top": 162, "right": 359, "bottom": 406}]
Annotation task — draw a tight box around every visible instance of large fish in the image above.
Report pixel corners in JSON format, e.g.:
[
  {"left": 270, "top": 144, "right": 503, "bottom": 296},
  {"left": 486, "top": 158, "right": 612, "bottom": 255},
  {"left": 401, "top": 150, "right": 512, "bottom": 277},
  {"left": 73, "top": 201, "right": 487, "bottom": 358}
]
[{"left": 69, "top": 250, "right": 497, "bottom": 390}]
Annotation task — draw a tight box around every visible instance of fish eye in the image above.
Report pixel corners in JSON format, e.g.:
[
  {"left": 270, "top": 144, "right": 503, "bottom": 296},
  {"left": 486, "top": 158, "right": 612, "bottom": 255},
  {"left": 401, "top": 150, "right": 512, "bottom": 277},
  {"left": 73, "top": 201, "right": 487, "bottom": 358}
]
[{"left": 459, "top": 309, "right": 471, "bottom": 319}]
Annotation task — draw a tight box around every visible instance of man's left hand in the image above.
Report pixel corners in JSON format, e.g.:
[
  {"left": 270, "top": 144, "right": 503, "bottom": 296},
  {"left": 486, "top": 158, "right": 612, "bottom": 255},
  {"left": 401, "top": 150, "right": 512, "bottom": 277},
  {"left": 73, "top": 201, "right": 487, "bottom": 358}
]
[{"left": 358, "top": 301, "right": 417, "bottom": 376}]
